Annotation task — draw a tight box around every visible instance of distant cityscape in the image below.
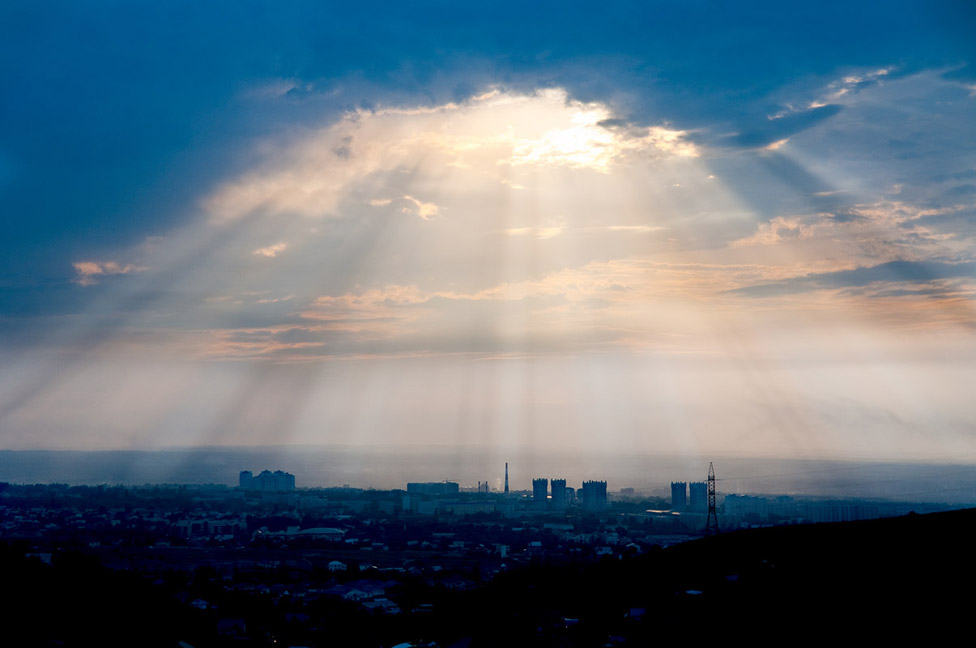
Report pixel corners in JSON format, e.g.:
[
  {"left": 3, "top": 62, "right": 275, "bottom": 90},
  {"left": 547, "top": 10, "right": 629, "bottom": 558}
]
[
  {"left": 227, "top": 463, "right": 935, "bottom": 528},
  {"left": 1, "top": 460, "right": 968, "bottom": 647}
]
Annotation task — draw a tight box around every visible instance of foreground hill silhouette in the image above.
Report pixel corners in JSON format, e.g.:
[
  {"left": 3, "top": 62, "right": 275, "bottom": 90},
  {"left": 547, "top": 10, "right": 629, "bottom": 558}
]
[
  {"left": 3, "top": 508, "right": 973, "bottom": 646},
  {"left": 432, "top": 508, "right": 976, "bottom": 646}
]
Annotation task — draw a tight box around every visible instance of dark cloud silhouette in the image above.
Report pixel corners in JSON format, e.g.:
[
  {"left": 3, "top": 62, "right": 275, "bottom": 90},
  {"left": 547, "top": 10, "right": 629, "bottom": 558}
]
[{"left": 720, "top": 105, "right": 843, "bottom": 149}]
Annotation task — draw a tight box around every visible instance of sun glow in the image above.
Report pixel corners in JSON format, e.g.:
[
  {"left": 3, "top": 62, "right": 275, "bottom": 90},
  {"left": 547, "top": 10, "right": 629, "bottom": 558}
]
[{"left": 203, "top": 88, "right": 697, "bottom": 222}]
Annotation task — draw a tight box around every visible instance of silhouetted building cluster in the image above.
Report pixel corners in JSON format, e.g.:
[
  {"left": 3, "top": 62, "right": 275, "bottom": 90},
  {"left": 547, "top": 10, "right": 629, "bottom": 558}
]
[
  {"left": 525, "top": 477, "right": 583, "bottom": 512},
  {"left": 239, "top": 469, "right": 296, "bottom": 492}
]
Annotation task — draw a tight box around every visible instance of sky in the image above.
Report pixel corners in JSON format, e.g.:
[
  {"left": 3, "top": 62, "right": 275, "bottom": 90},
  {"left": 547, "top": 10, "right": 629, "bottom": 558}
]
[{"left": 1, "top": 1, "right": 975, "bottom": 464}]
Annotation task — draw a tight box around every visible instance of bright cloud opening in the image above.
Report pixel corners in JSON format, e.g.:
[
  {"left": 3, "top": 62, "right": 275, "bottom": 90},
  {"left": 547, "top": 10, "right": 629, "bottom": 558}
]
[{"left": 203, "top": 88, "right": 698, "bottom": 221}]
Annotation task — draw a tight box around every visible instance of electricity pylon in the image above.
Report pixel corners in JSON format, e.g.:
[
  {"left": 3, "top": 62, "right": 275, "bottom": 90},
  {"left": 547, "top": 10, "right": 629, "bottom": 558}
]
[{"left": 705, "top": 462, "right": 719, "bottom": 536}]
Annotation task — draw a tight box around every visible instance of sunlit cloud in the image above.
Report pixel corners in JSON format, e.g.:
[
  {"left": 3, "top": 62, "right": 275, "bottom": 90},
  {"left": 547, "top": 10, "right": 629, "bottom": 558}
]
[
  {"left": 728, "top": 200, "right": 976, "bottom": 276},
  {"left": 72, "top": 260, "right": 144, "bottom": 286},
  {"left": 401, "top": 195, "right": 439, "bottom": 220},
  {"left": 505, "top": 224, "right": 564, "bottom": 239},
  {"left": 503, "top": 91, "right": 698, "bottom": 171},
  {"left": 825, "top": 67, "right": 892, "bottom": 100},
  {"left": 732, "top": 216, "right": 814, "bottom": 247},
  {"left": 253, "top": 242, "right": 287, "bottom": 258},
  {"left": 255, "top": 294, "right": 294, "bottom": 304},
  {"left": 207, "top": 325, "right": 328, "bottom": 359},
  {"left": 310, "top": 285, "right": 429, "bottom": 314}
]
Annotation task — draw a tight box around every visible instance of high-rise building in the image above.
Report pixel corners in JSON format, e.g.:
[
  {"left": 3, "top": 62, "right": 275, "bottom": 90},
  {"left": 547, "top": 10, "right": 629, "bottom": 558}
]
[
  {"left": 239, "top": 470, "right": 253, "bottom": 489},
  {"left": 580, "top": 480, "right": 607, "bottom": 513},
  {"left": 532, "top": 478, "right": 549, "bottom": 509},
  {"left": 689, "top": 481, "right": 707, "bottom": 512},
  {"left": 671, "top": 481, "right": 687, "bottom": 510},
  {"left": 550, "top": 478, "right": 568, "bottom": 509}
]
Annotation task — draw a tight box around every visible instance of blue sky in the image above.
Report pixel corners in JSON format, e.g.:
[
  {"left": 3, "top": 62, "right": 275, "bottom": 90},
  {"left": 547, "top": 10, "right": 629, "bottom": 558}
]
[{"left": 1, "top": 1, "right": 975, "bottom": 462}]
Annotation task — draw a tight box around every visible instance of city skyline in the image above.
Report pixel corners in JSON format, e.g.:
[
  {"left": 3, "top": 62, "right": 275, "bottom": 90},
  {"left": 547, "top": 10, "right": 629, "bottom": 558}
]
[
  {"left": 3, "top": 448, "right": 975, "bottom": 505},
  {"left": 1, "top": 3, "right": 975, "bottom": 468}
]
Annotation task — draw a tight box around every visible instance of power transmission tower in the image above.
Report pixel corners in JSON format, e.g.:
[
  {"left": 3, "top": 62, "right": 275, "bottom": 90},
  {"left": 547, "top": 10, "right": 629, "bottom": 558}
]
[{"left": 705, "top": 462, "right": 719, "bottom": 536}]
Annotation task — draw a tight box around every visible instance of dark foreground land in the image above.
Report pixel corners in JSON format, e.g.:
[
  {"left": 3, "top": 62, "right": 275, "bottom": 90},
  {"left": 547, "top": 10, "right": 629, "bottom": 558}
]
[{"left": 3, "top": 507, "right": 974, "bottom": 647}]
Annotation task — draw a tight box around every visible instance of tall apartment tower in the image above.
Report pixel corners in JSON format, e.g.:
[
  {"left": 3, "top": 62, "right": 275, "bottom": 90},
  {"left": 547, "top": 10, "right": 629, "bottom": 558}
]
[
  {"left": 580, "top": 480, "right": 608, "bottom": 513},
  {"left": 671, "top": 481, "right": 687, "bottom": 510},
  {"left": 690, "top": 481, "right": 708, "bottom": 512},
  {"left": 532, "top": 478, "right": 549, "bottom": 509},
  {"left": 504, "top": 462, "right": 509, "bottom": 494},
  {"left": 550, "top": 479, "right": 568, "bottom": 509}
]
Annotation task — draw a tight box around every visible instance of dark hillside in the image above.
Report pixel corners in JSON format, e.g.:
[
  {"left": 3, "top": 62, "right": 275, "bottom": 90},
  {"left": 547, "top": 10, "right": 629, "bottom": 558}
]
[{"left": 433, "top": 508, "right": 976, "bottom": 646}]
